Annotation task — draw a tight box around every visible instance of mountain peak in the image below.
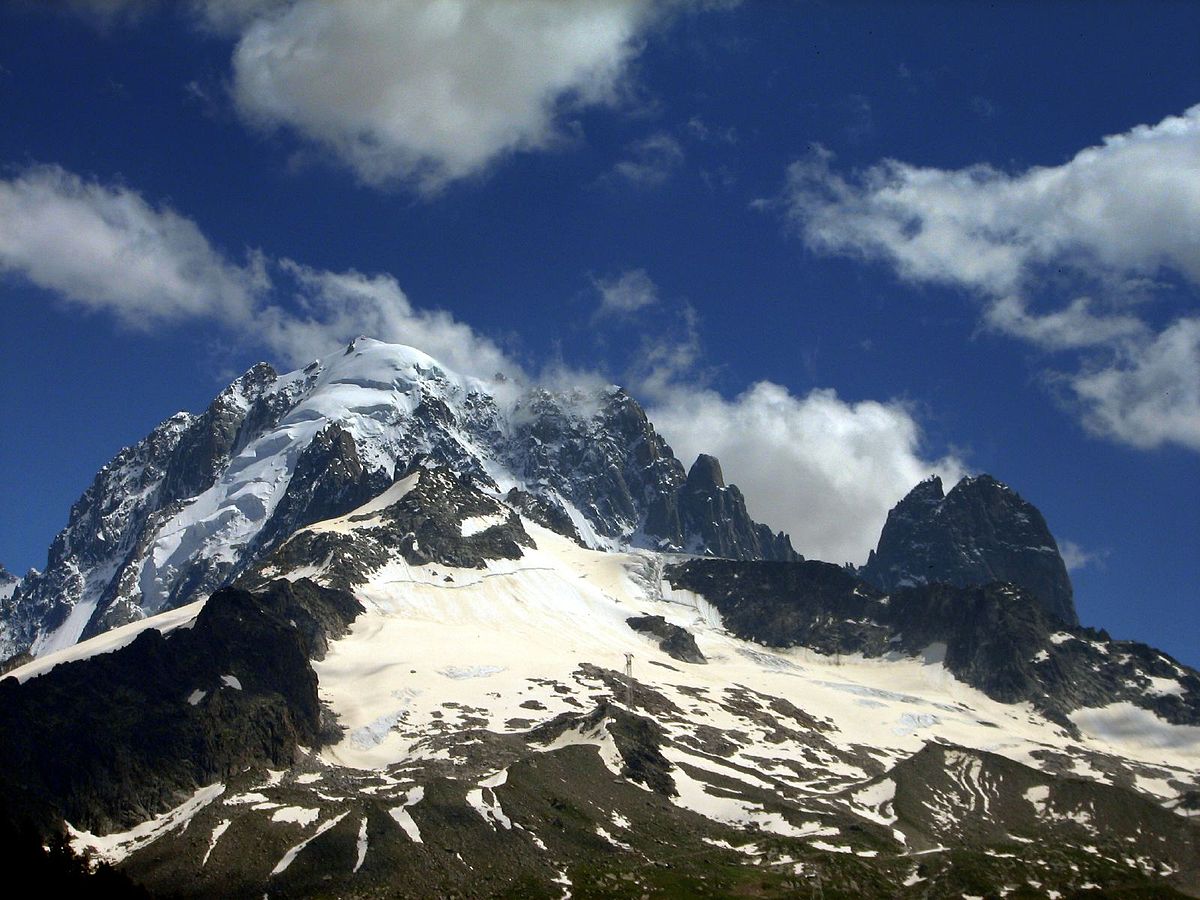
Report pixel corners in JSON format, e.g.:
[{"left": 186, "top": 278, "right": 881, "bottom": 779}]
[
  {"left": 685, "top": 453, "right": 726, "bottom": 491},
  {"left": 0, "top": 339, "right": 796, "bottom": 658},
  {"left": 861, "top": 472, "right": 1077, "bottom": 625}
]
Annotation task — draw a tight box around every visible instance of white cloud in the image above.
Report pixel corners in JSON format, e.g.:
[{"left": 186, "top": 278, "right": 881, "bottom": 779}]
[
  {"left": 781, "top": 104, "right": 1200, "bottom": 452},
  {"left": 1058, "top": 539, "right": 1099, "bottom": 573},
  {"left": 0, "top": 165, "right": 262, "bottom": 327},
  {"left": 785, "top": 105, "right": 1200, "bottom": 293},
  {"left": 984, "top": 295, "right": 1147, "bottom": 351},
  {"left": 648, "top": 381, "right": 965, "bottom": 565},
  {"left": 260, "top": 262, "right": 521, "bottom": 377},
  {"left": 0, "top": 164, "right": 521, "bottom": 380},
  {"left": 610, "top": 132, "right": 685, "bottom": 186},
  {"left": 1067, "top": 317, "right": 1200, "bottom": 450},
  {"left": 593, "top": 268, "right": 660, "bottom": 317},
  {"left": 226, "top": 0, "right": 662, "bottom": 191}
]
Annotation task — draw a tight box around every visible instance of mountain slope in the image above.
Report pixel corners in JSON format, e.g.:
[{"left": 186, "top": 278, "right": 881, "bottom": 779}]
[
  {"left": 2, "top": 475, "right": 1196, "bottom": 897},
  {"left": 0, "top": 339, "right": 795, "bottom": 661}
]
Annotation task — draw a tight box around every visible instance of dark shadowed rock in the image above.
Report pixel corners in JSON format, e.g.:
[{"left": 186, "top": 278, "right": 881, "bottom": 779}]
[
  {"left": 626, "top": 615, "right": 706, "bottom": 664},
  {"left": 250, "top": 422, "right": 392, "bottom": 558},
  {"left": 503, "top": 487, "right": 585, "bottom": 545},
  {"left": 678, "top": 454, "right": 799, "bottom": 562},
  {"left": 860, "top": 474, "right": 1077, "bottom": 625},
  {"left": 665, "top": 558, "right": 1199, "bottom": 727},
  {"left": 0, "top": 579, "right": 361, "bottom": 837}
]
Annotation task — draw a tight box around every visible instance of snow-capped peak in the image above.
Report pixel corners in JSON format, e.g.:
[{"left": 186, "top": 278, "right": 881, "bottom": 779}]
[{"left": 2, "top": 338, "right": 794, "bottom": 659}]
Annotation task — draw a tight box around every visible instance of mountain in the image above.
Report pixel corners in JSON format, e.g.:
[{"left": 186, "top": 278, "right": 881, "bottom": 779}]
[
  {"left": 0, "top": 338, "right": 794, "bottom": 663},
  {"left": 1, "top": 490, "right": 1196, "bottom": 897},
  {"left": 0, "top": 339, "right": 1196, "bottom": 897},
  {"left": 860, "top": 474, "right": 1078, "bottom": 625},
  {"left": 0, "top": 565, "right": 16, "bottom": 602}
]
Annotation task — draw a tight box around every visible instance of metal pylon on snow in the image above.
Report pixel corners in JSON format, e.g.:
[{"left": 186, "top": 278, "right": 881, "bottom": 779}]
[{"left": 623, "top": 653, "right": 634, "bottom": 708}]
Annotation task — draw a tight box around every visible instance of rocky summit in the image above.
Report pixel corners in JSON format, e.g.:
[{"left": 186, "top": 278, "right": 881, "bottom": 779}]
[
  {"left": 0, "top": 339, "right": 1196, "bottom": 898},
  {"left": 0, "top": 338, "right": 794, "bottom": 663},
  {"left": 860, "top": 474, "right": 1078, "bottom": 626}
]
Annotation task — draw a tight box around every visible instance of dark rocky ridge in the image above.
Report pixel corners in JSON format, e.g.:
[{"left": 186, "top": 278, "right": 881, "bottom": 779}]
[
  {"left": 677, "top": 454, "right": 797, "bottom": 561},
  {"left": 666, "top": 558, "right": 1200, "bottom": 727},
  {"left": 626, "top": 615, "right": 707, "bottom": 664},
  {"left": 505, "top": 387, "right": 798, "bottom": 562},
  {"left": 0, "top": 579, "right": 360, "bottom": 837},
  {"left": 503, "top": 487, "right": 585, "bottom": 545},
  {"left": 860, "top": 474, "right": 1077, "bottom": 625},
  {"left": 884, "top": 741, "right": 1198, "bottom": 861},
  {"left": 247, "top": 463, "right": 535, "bottom": 592},
  {"left": 247, "top": 421, "right": 393, "bottom": 559}
]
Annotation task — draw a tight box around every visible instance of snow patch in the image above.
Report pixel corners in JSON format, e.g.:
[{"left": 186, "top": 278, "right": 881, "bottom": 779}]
[
  {"left": 388, "top": 786, "right": 425, "bottom": 843},
  {"left": 69, "top": 782, "right": 225, "bottom": 865},
  {"left": 270, "top": 812, "right": 349, "bottom": 876},
  {"left": 271, "top": 806, "right": 321, "bottom": 827}
]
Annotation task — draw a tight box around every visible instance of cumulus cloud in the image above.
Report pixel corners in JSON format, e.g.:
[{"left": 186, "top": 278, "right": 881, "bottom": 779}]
[
  {"left": 51, "top": 1, "right": 726, "bottom": 192},
  {"left": 226, "top": 0, "right": 662, "bottom": 191},
  {"left": 592, "top": 268, "right": 660, "bottom": 318},
  {"left": 0, "top": 165, "right": 262, "bottom": 327},
  {"left": 781, "top": 104, "right": 1200, "bottom": 452},
  {"left": 0, "top": 164, "right": 521, "bottom": 379},
  {"left": 1067, "top": 317, "right": 1200, "bottom": 451},
  {"left": 260, "top": 262, "right": 521, "bottom": 376},
  {"left": 648, "top": 382, "right": 965, "bottom": 565},
  {"left": 786, "top": 106, "right": 1200, "bottom": 293}
]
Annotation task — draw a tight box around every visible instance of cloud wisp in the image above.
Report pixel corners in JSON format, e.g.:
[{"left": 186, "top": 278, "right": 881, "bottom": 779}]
[
  {"left": 0, "top": 165, "right": 262, "bottom": 328},
  {"left": 781, "top": 104, "right": 1200, "bottom": 452},
  {"left": 609, "top": 132, "right": 686, "bottom": 187},
  {"left": 592, "top": 268, "right": 661, "bottom": 318}
]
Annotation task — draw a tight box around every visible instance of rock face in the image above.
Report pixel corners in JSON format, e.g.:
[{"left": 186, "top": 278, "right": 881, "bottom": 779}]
[
  {"left": 248, "top": 465, "right": 536, "bottom": 592},
  {"left": 0, "top": 565, "right": 16, "bottom": 601},
  {"left": 677, "top": 455, "right": 797, "bottom": 561},
  {"left": 0, "top": 339, "right": 795, "bottom": 658},
  {"left": 859, "top": 474, "right": 1077, "bottom": 625},
  {"left": 625, "top": 615, "right": 706, "bottom": 664},
  {"left": 665, "top": 558, "right": 1200, "bottom": 728},
  {"left": 0, "top": 579, "right": 360, "bottom": 836},
  {"left": 0, "top": 364, "right": 284, "bottom": 661}
]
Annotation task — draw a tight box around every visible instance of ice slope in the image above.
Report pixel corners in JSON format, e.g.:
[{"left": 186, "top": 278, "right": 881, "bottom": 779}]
[
  {"left": 301, "top": 518, "right": 1199, "bottom": 811},
  {"left": 135, "top": 342, "right": 484, "bottom": 612}
]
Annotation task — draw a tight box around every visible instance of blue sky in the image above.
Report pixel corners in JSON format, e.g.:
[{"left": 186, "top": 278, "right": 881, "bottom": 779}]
[{"left": 1, "top": 1, "right": 1197, "bottom": 664}]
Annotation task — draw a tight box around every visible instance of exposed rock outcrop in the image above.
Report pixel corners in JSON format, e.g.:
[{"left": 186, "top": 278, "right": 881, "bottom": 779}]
[
  {"left": 626, "top": 615, "right": 706, "bottom": 664},
  {"left": 665, "top": 558, "right": 1198, "bottom": 727},
  {"left": 0, "top": 579, "right": 360, "bottom": 836},
  {"left": 860, "top": 474, "right": 1077, "bottom": 625}
]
